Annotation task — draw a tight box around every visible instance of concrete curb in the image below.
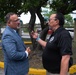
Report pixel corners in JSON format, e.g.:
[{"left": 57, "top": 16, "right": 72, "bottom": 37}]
[
  {"left": 0, "top": 62, "right": 4, "bottom": 68},
  {"left": 0, "top": 61, "right": 46, "bottom": 75},
  {"left": 24, "top": 41, "right": 32, "bottom": 45},
  {"left": 0, "top": 61, "right": 76, "bottom": 74}
]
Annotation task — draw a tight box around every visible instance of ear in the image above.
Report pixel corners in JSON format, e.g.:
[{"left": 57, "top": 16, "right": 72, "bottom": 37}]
[
  {"left": 7, "top": 20, "right": 10, "bottom": 24},
  {"left": 56, "top": 19, "right": 59, "bottom": 24}
]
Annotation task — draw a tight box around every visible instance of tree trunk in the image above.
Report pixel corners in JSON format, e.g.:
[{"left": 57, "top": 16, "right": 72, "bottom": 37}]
[
  {"left": 36, "top": 8, "right": 49, "bottom": 50},
  {"left": 36, "top": 7, "right": 45, "bottom": 30},
  {"left": 28, "top": 9, "right": 37, "bottom": 50}
]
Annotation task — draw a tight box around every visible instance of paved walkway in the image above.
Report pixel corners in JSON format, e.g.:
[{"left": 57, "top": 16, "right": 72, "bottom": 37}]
[{"left": 0, "top": 68, "right": 4, "bottom": 75}]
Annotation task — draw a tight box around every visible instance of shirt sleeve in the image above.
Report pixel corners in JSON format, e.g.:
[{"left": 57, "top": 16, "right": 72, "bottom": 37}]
[
  {"left": 25, "top": 51, "right": 28, "bottom": 57},
  {"left": 58, "top": 31, "right": 72, "bottom": 56}
]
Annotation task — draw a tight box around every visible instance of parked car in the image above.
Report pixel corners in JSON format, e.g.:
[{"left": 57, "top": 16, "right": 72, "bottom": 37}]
[
  {"left": 68, "top": 31, "right": 74, "bottom": 39},
  {"left": 65, "top": 28, "right": 74, "bottom": 39}
]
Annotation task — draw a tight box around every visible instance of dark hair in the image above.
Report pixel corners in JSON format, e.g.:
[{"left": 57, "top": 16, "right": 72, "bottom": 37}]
[
  {"left": 4, "top": 12, "right": 16, "bottom": 22},
  {"left": 55, "top": 12, "right": 64, "bottom": 27}
]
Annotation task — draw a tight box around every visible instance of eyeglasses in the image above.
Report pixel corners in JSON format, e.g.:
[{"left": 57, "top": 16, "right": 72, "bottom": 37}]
[
  {"left": 48, "top": 18, "right": 57, "bottom": 21},
  {"left": 10, "top": 19, "right": 20, "bottom": 22}
]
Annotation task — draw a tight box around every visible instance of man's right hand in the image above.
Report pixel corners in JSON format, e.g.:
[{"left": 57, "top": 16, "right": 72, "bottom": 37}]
[
  {"left": 31, "top": 31, "right": 38, "bottom": 39},
  {"left": 26, "top": 47, "right": 31, "bottom": 54}
]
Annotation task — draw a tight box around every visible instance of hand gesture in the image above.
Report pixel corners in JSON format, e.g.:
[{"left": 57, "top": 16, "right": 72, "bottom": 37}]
[
  {"left": 31, "top": 31, "right": 38, "bottom": 39},
  {"left": 26, "top": 47, "right": 31, "bottom": 54}
]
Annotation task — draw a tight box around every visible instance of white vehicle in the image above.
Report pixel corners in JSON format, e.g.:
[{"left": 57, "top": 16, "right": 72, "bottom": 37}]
[
  {"left": 1, "top": 28, "right": 5, "bottom": 34},
  {"left": 65, "top": 28, "right": 74, "bottom": 39},
  {"left": 69, "top": 31, "right": 74, "bottom": 39}
]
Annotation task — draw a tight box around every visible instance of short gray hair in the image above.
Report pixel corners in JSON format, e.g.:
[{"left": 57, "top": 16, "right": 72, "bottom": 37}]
[{"left": 4, "top": 12, "right": 16, "bottom": 22}]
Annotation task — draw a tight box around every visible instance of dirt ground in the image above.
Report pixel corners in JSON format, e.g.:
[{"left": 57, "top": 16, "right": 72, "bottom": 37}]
[
  {"left": 0, "top": 45, "right": 43, "bottom": 69},
  {"left": 0, "top": 41, "right": 76, "bottom": 75},
  {"left": 28, "top": 41, "right": 76, "bottom": 69},
  {"left": 29, "top": 49, "right": 43, "bottom": 69}
]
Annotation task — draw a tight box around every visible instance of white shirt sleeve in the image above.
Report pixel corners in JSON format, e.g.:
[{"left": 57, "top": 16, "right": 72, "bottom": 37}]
[{"left": 25, "top": 51, "right": 28, "bottom": 57}]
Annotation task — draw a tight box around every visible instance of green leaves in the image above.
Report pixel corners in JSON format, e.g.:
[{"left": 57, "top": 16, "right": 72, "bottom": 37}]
[{"left": 49, "top": 0, "right": 76, "bottom": 15}]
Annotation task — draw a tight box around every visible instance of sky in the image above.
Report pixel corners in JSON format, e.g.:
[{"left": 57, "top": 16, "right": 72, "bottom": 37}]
[
  {"left": 19, "top": 12, "right": 40, "bottom": 24},
  {"left": 19, "top": 7, "right": 50, "bottom": 24},
  {"left": 19, "top": 10, "right": 76, "bottom": 24}
]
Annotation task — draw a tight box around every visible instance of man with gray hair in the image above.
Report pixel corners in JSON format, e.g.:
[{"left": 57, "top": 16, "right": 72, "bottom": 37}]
[{"left": 2, "top": 12, "right": 31, "bottom": 75}]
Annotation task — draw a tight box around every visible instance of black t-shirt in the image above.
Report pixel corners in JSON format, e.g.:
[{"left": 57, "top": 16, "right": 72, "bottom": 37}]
[{"left": 42, "top": 27, "right": 72, "bottom": 73}]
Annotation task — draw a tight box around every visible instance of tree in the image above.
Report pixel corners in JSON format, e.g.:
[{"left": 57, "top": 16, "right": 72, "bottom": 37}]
[
  {"left": 0, "top": 0, "right": 24, "bottom": 21},
  {"left": 64, "top": 14, "right": 73, "bottom": 27},
  {"left": 0, "top": 0, "right": 76, "bottom": 49},
  {"left": 21, "top": 0, "right": 48, "bottom": 49},
  {"left": 49, "top": 0, "right": 76, "bottom": 42},
  {"left": 0, "top": 0, "right": 49, "bottom": 50},
  {"left": 49, "top": 0, "right": 76, "bottom": 15}
]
